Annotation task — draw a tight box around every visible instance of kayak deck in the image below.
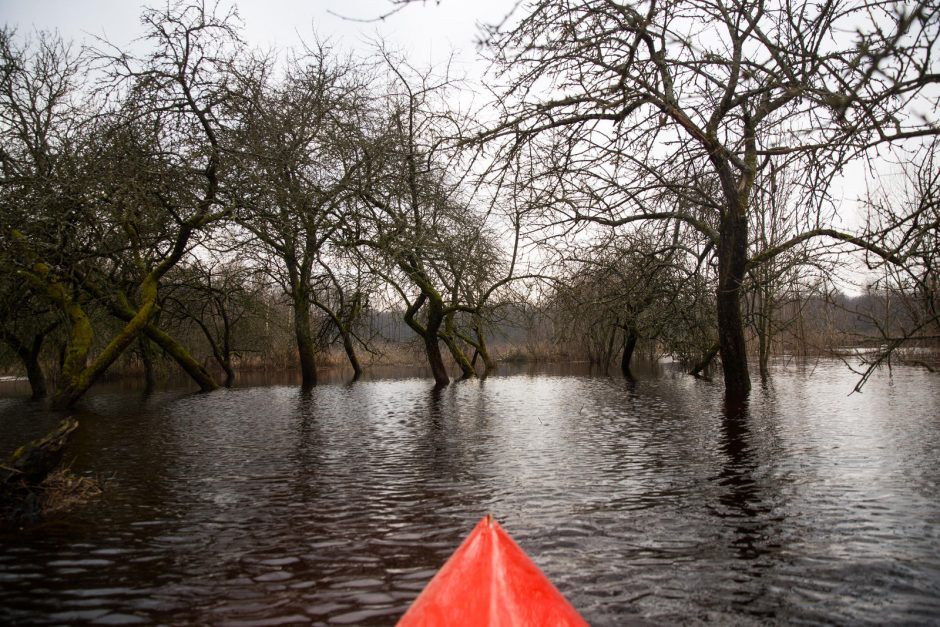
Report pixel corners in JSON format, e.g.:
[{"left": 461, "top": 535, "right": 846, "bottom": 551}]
[{"left": 397, "top": 515, "right": 588, "bottom": 626}]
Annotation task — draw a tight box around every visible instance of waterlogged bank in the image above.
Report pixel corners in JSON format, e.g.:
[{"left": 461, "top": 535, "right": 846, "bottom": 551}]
[{"left": 1, "top": 360, "right": 938, "bottom": 625}]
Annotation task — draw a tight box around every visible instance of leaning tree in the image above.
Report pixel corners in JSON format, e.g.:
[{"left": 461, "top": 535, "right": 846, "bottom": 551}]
[{"left": 1, "top": 2, "right": 240, "bottom": 407}]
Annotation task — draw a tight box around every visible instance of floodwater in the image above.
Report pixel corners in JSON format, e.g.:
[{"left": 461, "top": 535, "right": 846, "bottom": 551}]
[{"left": 1, "top": 360, "right": 939, "bottom": 625}]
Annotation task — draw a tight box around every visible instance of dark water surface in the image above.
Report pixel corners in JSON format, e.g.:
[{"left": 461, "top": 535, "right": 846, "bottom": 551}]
[{"left": 1, "top": 361, "right": 939, "bottom": 625}]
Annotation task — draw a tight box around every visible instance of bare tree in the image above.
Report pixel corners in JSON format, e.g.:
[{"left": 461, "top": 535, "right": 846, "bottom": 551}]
[
  {"left": 161, "top": 257, "right": 268, "bottom": 386},
  {"left": 850, "top": 139, "right": 940, "bottom": 387},
  {"left": 229, "top": 41, "right": 371, "bottom": 386},
  {"left": 1, "top": 2, "right": 239, "bottom": 407},
  {"left": 744, "top": 161, "right": 832, "bottom": 378},
  {"left": 480, "top": 0, "right": 939, "bottom": 400},
  {"left": 353, "top": 52, "right": 482, "bottom": 384},
  {"left": 549, "top": 220, "right": 711, "bottom": 375},
  {"left": 308, "top": 247, "right": 379, "bottom": 380},
  {"left": 0, "top": 28, "right": 85, "bottom": 400},
  {"left": 354, "top": 49, "right": 540, "bottom": 384},
  {"left": 0, "top": 270, "right": 59, "bottom": 399}
]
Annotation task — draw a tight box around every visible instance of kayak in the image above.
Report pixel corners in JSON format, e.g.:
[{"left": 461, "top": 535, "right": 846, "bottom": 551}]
[{"left": 397, "top": 515, "right": 588, "bottom": 626}]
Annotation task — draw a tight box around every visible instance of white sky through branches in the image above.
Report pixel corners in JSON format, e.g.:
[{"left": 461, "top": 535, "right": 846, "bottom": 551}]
[
  {"left": 1, "top": 0, "right": 912, "bottom": 294},
  {"left": 0, "top": 0, "right": 509, "bottom": 70}
]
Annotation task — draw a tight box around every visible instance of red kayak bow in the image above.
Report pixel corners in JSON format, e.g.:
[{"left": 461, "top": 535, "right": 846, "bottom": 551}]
[{"left": 397, "top": 515, "right": 588, "bottom": 626}]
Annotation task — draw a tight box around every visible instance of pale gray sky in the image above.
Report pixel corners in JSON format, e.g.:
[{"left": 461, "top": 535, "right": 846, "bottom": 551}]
[{"left": 0, "top": 0, "right": 510, "bottom": 72}]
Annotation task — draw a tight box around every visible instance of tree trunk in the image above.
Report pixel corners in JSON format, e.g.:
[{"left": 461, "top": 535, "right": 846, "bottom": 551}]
[
  {"left": 757, "top": 325, "right": 770, "bottom": 380},
  {"left": 403, "top": 293, "right": 450, "bottom": 386},
  {"left": 24, "top": 341, "right": 47, "bottom": 400},
  {"left": 443, "top": 314, "right": 475, "bottom": 379},
  {"left": 2, "top": 332, "right": 48, "bottom": 400},
  {"left": 138, "top": 336, "right": 157, "bottom": 392},
  {"left": 141, "top": 324, "right": 218, "bottom": 392},
  {"left": 340, "top": 329, "right": 362, "bottom": 381},
  {"left": 293, "top": 295, "right": 318, "bottom": 387},
  {"left": 101, "top": 294, "right": 218, "bottom": 393},
  {"left": 47, "top": 273, "right": 211, "bottom": 407},
  {"left": 219, "top": 304, "right": 236, "bottom": 387},
  {"left": 52, "top": 296, "right": 157, "bottom": 409},
  {"left": 604, "top": 326, "right": 618, "bottom": 372},
  {"left": 442, "top": 333, "right": 476, "bottom": 379},
  {"left": 474, "top": 320, "right": 496, "bottom": 377},
  {"left": 621, "top": 327, "right": 638, "bottom": 377},
  {"left": 191, "top": 316, "right": 235, "bottom": 387},
  {"left": 423, "top": 299, "right": 450, "bottom": 386},
  {"left": 690, "top": 343, "right": 720, "bottom": 377},
  {"left": 221, "top": 359, "right": 236, "bottom": 387},
  {"left": 756, "top": 284, "right": 773, "bottom": 380},
  {"left": 717, "top": 209, "right": 752, "bottom": 400}
]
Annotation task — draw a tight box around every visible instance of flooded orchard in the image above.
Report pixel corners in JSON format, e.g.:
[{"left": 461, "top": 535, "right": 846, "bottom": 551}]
[{"left": 1, "top": 360, "right": 939, "bottom": 625}]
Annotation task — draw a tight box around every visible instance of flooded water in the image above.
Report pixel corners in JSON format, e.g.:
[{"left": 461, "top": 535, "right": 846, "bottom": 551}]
[{"left": 1, "top": 360, "right": 939, "bottom": 625}]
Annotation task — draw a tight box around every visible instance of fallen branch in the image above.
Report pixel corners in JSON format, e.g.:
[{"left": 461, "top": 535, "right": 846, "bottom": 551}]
[{"left": 1, "top": 418, "right": 98, "bottom": 527}]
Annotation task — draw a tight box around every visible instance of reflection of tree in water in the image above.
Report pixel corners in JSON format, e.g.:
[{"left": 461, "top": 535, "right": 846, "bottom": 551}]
[
  {"left": 283, "top": 384, "right": 475, "bottom": 621},
  {"left": 371, "top": 384, "right": 489, "bottom": 612},
  {"left": 719, "top": 398, "right": 764, "bottom": 550},
  {"left": 290, "top": 386, "right": 325, "bottom": 505},
  {"left": 713, "top": 393, "right": 786, "bottom": 617},
  {"left": 417, "top": 384, "right": 477, "bottom": 496}
]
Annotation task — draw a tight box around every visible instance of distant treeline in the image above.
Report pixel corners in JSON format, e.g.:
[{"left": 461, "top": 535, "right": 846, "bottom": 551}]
[{"left": 3, "top": 285, "right": 934, "bottom": 386}]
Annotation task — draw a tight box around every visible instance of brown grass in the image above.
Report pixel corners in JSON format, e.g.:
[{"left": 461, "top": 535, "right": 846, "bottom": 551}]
[{"left": 40, "top": 467, "right": 102, "bottom": 515}]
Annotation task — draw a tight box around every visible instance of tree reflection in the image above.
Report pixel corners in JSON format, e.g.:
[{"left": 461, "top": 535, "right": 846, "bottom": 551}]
[
  {"left": 712, "top": 393, "right": 785, "bottom": 618},
  {"left": 718, "top": 395, "right": 770, "bottom": 558}
]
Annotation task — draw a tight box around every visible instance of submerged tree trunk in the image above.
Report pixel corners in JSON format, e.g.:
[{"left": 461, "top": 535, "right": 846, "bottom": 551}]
[
  {"left": 716, "top": 208, "right": 752, "bottom": 400},
  {"left": 293, "top": 295, "right": 318, "bottom": 387},
  {"left": 753, "top": 279, "right": 774, "bottom": 380},
  {"left": 24, "top": 341, "right": 47, "bottom": 400},
  {"left": 190, "top": 316, "right": 235, "bottom": 387},
  {"left": 442, "top": 334, "right": 476, "bottom": 379},
  {"left": 757, "top": 319, "right": 771, "bottom": 380},
  {"left": 141, "top": 324, "right": 218, "bottom": 392},
  {"left": 604, "top": 326, "right": 619, "bottom": 372},
  {"left": 1, "top": 331, "right": 48, "bottom": 400},
  {"left": 620, "top": 327, "right": 638, "bottom": 377},
  {"left": 690, "top": 343, "right": 721, "bottom": 377},
  {"left": 313, "top": 301, "right": 363, "bottom": 382},
  {"left": 51, "top": 282, "right": 160, "bottom": 409},
  {"left": 138, "top": 336, "right": 157, "bottom": 392},
  {"left": 473, "top": 319, "right": 496, "bottom": 377},
  {"left": 423, "top": 334, "right": 449, "bottom": 386},
  {"left": 422, "top": 300, "right": 450, "bottom": 386},
  {"left": 221, "top": 360, "right": 236, "bottom": 388},
  {"left": 443, "top": 314, "right": 476, "bottom": 379},
  {"left": 43, "top": 268, "right": 219, "bottom": 408},
  {"left": 92, "top": 284, "right": 218, "bottom": 393},
  {"left": 218, "top": 304, "right": 236, "bottom": 387},
  {"left": 340, "top": 329, "right": 362, "bottom": 381},
  {"left": 405, "top": 294, "right": 450, "bottom": 386}
]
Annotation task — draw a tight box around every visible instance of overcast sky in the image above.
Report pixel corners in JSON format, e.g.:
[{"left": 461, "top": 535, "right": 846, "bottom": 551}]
[{"left": 0, "top": 0, "right": 510, "bottom": 73}]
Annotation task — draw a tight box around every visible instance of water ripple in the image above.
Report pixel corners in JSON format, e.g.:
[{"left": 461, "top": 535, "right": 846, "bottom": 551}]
[{"left": 1, "top": 361, "right": 938, "bottom": 625}]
